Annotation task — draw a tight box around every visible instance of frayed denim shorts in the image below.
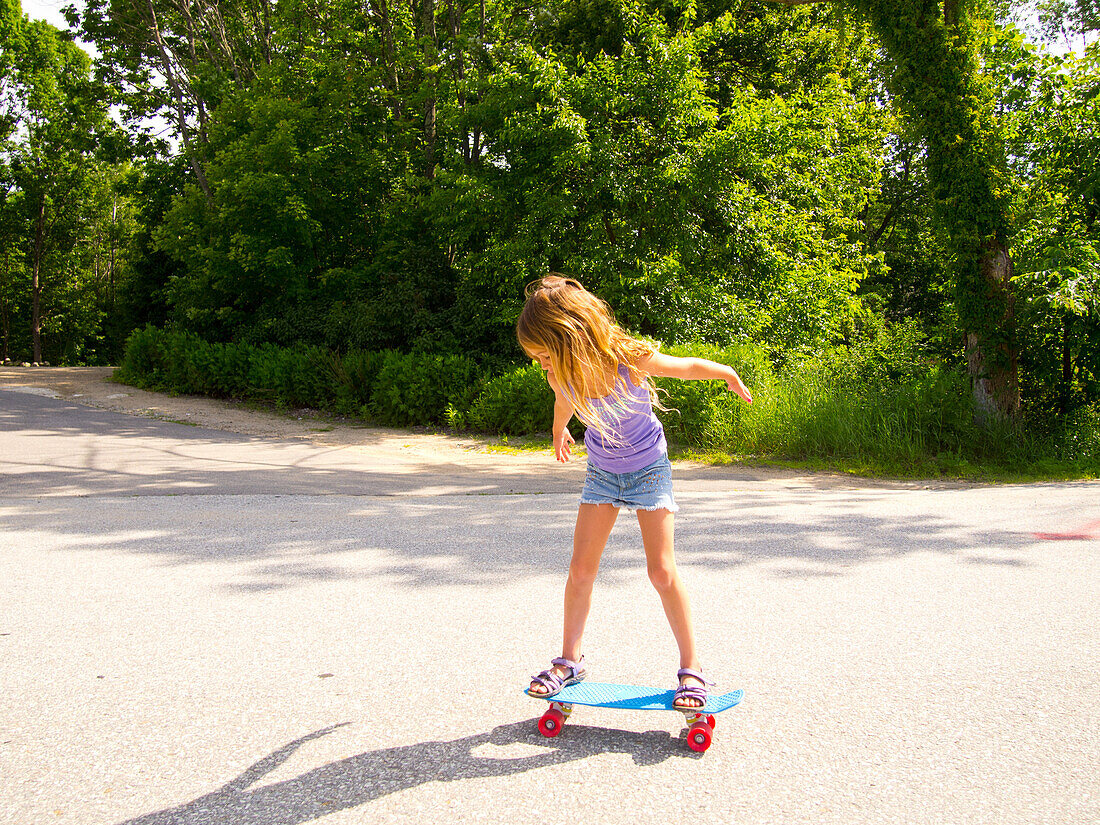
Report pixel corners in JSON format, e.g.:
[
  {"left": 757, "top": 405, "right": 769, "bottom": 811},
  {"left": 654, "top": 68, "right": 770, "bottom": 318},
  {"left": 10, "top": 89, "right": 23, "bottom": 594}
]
[{"left": 580, "top": 454, "right": 679, "bottom": 512}]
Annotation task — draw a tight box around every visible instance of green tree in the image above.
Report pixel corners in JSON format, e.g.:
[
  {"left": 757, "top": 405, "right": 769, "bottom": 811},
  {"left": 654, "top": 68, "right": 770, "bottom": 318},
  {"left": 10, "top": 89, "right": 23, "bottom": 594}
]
[
  {"left": 856, "top": 0, "right": 1019, "bottom": 421},
  {"left": 858, "top": 131, "right": 952, "bottom": 338},
  {"left": 1001, "top": 39, "right": 1100, "bottom": 409},
  {"left": 761, "top": 0, "right": 1021, "bottom": 420},
  {"left": 1, "top": 2, "right": 120, "bottom": 362},
  {"left": 442, "top": 0, "right": 887, "bottom": 350},
  {"left": 0, "top": 0, "right": 21, "bottom": 360},
  {"left": 68, "top": 0, "right": 277, "bottom": 194},
  {"left": 73, "top": 0, "right": 894, "bottom": 358}
]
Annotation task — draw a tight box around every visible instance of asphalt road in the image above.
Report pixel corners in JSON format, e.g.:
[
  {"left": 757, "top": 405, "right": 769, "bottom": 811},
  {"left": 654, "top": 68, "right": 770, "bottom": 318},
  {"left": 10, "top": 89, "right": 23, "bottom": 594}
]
[{"left": 2, "top": 387, "right": 1098, "bottom": 825}]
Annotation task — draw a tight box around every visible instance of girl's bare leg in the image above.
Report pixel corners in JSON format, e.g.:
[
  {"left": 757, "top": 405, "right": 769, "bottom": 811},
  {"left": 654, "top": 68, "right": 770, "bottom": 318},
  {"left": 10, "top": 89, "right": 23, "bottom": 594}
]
[
  {"left": 529, "top": 503, "right": 618, "bottom": 695},
  {"left": 636, "top": 508, "right": 704, "bottom": 706},
  {"left": 563, "top": 503, "right": 619, "bottom": 660}
]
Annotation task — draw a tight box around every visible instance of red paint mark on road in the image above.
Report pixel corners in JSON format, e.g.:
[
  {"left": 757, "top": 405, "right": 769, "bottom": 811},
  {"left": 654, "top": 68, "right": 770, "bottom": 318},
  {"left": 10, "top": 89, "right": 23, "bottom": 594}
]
[{"left": 1033, "top": 519, "right": 1100, "bottom": 540}]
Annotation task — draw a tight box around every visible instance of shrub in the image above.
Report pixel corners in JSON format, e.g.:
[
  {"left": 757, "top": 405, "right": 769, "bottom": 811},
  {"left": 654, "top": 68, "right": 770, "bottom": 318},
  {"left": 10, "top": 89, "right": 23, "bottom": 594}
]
[
  {"left": 467, "top": 364, "right": 555, "bottom": 435},
  {"left": 1061, "top": 403, "right": 1100, "bottom": 465},
  {"left": 117, "top": 325, "right": 169, "bottom": 388},
  {"left": 369, "top": 350, "right": 483, "bottom": 427},
  {"left": 118, "top": 325, "right": 1100, "bottom": 477},
  {"left": 242, "top": 344, "right": 335, "bottom": 409},
  {"left": 331, "top": 349, "right": 388, "bottom": 416}
]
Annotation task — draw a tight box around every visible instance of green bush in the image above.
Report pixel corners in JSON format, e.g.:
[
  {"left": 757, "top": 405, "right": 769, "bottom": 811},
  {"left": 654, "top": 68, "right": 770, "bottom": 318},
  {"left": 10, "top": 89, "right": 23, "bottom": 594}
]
[
  {"left": 331, "top": 349, "right": 388, "bottom": 416},
  {"left": 243, "top": 344, "right": 335, "bottom": 409},
  {"left": 117, "top": 325, "right": 169, "bottom": 388},
  {"left": 654, "top": 343, "right": 772, "bottom": 447},
  {"left": 369, "top": 350, "right": 483, "bottom": 427},
  {"left": 118, "top": 327, "right": 487, "bottom": 426},
  {"left": 467, "top": 364, "right": 555, "bottom": 435},
  {"left": 1060, "top": 403, "right": 1100, "bottom": 464},
  {"left": 115, "top": 325, "right": 1098, "bottom": 478},
  {"left": 645, "top": 338, "right": 989, "bottom": 473}
]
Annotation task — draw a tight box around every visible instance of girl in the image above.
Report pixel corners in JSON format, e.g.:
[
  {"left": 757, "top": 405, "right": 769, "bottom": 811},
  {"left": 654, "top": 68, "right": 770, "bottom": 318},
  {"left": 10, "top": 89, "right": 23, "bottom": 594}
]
[{"left": 518, "top": 275, "right": 753, "bottom": 710}]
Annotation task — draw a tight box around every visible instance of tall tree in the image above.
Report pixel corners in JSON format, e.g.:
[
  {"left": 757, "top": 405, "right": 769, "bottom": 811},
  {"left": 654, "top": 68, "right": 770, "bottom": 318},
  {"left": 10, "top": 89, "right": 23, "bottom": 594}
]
[
  {"left": 3, "top": 6, "right": 113, "bottom": 361},
  {"left": 1000, "top": 37, "right": 1100, "bottom": 409},
  {"left": 766, "top": 0, "right": 1020, "bottom": 420},
  {"left": 68, "top": 0, "right": 276, "bottom": 197},
  {"left": 0, "top": 0, "right": 21, "bottom": 360}
]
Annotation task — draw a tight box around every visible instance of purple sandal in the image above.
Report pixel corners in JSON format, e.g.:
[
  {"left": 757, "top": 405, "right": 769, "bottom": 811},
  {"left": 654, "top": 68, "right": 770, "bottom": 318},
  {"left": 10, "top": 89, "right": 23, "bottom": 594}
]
[
  {"left": 674, "top": 667, "right": 714, "bottom": 711},
  {"left": 526, "top": 656, "right": 587, "bottom": 698}
]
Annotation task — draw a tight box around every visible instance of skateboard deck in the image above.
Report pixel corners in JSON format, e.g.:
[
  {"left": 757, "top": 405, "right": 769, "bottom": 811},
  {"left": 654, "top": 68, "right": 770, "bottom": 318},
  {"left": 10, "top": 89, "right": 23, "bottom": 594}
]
[
  {"left": 528, "top": 681, "right": 743, "bottom": 714},
  {"left": 526, "top": 681, "right": 743, "bottom": 752}
]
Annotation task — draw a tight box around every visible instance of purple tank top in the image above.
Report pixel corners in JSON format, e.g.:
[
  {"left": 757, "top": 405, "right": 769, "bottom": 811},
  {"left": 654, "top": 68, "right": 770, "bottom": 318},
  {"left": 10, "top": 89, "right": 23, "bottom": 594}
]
[{"left": 582, "top": 365, "right": 668, "bottom": 473}]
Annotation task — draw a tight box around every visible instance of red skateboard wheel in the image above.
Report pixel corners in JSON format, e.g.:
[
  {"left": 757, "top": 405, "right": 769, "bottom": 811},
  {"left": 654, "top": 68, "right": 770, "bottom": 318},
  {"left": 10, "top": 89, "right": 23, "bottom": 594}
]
[
  {"left": 687, "top": 721, "right": 713, "bottom": 752},
  {"left": 538, "top": 708, "right": 566, "bottom": 737}
]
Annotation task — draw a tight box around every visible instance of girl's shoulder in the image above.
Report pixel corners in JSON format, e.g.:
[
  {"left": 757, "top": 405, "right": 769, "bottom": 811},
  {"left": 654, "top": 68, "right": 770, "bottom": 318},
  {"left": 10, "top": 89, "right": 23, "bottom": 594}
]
[{"left": 631, "top": 350, "right": 661, "bottom": 377}]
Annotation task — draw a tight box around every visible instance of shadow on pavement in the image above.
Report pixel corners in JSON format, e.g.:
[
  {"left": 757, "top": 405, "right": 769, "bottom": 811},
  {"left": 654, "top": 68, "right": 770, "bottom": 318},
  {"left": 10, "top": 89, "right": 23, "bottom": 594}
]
[
  {"left": 0, "top": 390, "right": 580, "bottom": 498},
  {"left": 116, "top": 720, "right": 695, "bottom": 825},
  {"left": 0, "top": 388, "right": 1060, "bottom": 589},
  {"left": 0, "top": 489, "right": 1034, "bottom": 590}
]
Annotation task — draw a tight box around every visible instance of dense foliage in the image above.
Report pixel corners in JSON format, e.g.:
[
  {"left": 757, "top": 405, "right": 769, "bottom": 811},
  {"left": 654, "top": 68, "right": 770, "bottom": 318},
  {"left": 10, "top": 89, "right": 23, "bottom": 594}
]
[
  {"left": 2, "top": 0, "right": 1098, "bottom": 474},
  {"left": 65, "top": 0, "right": 889, "bottom": 357},
  {"left": 0, "top": 0, "right": 129, "bottom": 363}
]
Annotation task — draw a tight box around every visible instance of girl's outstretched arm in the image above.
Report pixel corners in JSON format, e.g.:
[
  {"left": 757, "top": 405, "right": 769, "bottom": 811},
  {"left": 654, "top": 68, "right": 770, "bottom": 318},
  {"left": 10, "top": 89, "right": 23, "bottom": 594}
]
[{"left": 637, "top": 351, "right": 753, "bottom": 404}]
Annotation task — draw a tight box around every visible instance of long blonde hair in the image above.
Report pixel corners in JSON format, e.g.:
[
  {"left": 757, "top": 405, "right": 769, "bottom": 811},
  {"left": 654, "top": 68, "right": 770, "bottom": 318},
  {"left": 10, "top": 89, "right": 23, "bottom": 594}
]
[{"left": 516, "top": 274, "right": 656, "bottom": 439}]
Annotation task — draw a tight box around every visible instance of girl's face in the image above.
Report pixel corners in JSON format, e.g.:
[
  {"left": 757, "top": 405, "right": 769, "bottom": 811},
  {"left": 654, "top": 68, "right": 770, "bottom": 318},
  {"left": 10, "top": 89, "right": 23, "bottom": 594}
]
[{"left": 530, "top": 348, "right": 553, "bottom": 376}]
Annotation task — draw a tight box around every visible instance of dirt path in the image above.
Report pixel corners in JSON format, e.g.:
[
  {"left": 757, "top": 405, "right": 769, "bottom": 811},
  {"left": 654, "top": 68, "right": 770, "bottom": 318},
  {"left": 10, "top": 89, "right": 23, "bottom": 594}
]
[
  {"left": 0, "top": 365, "right": 541, "bottom": 469},
  {"left": 1, "top": 365, "right": 963, "bottom": 492}
]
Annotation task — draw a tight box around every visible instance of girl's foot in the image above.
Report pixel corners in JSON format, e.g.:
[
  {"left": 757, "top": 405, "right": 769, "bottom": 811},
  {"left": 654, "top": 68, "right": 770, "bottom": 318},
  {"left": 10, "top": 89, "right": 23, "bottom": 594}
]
[
  {"left": 673, "top": 667, "right": 711, "bottom": 710},
  {"left": 527, "top": 656, "right": 586, "bottom": 698}
]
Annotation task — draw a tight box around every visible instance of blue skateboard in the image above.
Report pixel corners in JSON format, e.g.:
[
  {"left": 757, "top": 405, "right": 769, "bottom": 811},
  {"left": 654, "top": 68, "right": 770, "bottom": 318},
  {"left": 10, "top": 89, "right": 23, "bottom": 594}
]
[{"left": 527, "top": 681, "right": 743, "bottom": 752}]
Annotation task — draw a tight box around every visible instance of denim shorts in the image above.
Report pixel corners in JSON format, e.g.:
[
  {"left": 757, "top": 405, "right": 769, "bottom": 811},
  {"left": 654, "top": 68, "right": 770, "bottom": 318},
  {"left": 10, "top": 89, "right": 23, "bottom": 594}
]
[{"left": 580, "top": 454, "right": 679, "bottom": 512}]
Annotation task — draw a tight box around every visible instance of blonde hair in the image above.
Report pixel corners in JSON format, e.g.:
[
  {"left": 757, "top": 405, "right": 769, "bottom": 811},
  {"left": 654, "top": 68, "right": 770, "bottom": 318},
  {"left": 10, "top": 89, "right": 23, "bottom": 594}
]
[{"left": 516, "top": 274, "right": 656, "bottom": 439}]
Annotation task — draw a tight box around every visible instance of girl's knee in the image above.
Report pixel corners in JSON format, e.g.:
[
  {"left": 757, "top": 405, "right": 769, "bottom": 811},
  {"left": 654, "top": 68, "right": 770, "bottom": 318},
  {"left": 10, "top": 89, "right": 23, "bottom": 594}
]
[
  {"left": 647, "top": 564, "right": 679, "bottom": 593},
  {"left": 568, "top": 562, "right": 600, "bottom": 589}
]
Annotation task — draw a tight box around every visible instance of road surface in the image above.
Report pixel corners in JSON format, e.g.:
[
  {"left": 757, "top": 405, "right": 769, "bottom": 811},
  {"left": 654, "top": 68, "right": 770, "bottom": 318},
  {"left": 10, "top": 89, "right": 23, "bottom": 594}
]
[{"left": 1, "top": 385, "right": 1097, "bottom": 824}]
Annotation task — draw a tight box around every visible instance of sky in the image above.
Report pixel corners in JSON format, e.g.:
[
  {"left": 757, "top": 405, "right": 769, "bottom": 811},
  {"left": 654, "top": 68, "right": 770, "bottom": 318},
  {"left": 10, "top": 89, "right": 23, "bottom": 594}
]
[
  {"left": 19, "top": 0, "right": 98, "bottom": 55},
  {"left": 21, "top": 0, "right": 75, "bottom": 31}
]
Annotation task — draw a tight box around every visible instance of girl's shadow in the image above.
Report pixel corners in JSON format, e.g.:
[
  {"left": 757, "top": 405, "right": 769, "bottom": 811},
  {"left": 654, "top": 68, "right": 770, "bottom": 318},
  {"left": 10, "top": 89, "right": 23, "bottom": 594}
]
[{"left": 118, "top": 718, "right": 699, "bottom": 825}]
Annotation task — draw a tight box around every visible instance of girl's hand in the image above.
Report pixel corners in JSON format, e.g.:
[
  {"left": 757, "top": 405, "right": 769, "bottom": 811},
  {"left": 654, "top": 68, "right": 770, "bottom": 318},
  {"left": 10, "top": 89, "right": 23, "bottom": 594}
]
[
  {"left": 554, "top": 428, "right": 575, "bottom": 462},
  {"left": 727, "top": 376, "right": 753, "bottom": 404}
]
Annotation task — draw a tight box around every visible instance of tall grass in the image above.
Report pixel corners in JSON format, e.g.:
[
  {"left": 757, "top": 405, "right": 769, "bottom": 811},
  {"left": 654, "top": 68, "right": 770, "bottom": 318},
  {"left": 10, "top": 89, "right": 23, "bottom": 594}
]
[{"left": 656, "top": 341, "right": 1097, "bottom": 477}]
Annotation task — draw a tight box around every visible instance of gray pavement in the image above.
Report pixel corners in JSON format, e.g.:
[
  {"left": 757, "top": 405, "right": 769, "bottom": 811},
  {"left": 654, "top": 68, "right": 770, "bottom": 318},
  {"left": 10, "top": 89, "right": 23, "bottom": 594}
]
[{"left": 1, "top": 387, "right": 1098, "bottom": 825}]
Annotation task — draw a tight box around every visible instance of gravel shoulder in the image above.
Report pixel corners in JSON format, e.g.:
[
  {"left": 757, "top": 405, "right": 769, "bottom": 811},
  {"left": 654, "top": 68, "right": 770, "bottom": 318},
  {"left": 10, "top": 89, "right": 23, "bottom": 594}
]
[
  {"left": 0, "top": 365, "right": 976, "bottom": 492},
  {"left": 1, "top": 365, "right": 485, "bottom": 449}
]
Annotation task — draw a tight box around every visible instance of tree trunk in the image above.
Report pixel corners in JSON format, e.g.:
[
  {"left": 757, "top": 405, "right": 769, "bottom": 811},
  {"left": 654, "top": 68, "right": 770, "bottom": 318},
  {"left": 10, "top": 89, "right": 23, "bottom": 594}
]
[
  {"left": 470, "top": 0, "right": 486, "bottom": 165},
  {"left": 374, "top": 0, "right": 399, "bottom": 96},
  {"left": 1, "top": 290, "right": 9, "bottom": 362},
  {"left": 1060, "top": 311, "right": 1072, "bottom": 414},
  {"left": 147, "top": 0, "right": 214, "bottom": 202},
  {"left": 109, "top": 193, "right": 118, "bottom": 309},
  {"left": 762, "top": 0, "right": 1023, "bottom": 422},
  {"left": 31, "top": 196, "right": 45, "bottom": 363},
  {"left": 964, "top": 238, "right": 1019, "bottom": 423}
]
